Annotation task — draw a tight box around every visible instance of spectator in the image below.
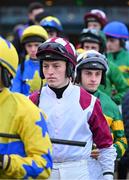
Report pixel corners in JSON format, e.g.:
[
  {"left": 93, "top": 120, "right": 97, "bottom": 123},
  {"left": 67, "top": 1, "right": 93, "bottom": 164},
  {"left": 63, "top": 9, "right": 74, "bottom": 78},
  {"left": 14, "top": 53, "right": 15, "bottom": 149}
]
[{"left": 12, "top": 2, "right": 45, "bottom": 63}]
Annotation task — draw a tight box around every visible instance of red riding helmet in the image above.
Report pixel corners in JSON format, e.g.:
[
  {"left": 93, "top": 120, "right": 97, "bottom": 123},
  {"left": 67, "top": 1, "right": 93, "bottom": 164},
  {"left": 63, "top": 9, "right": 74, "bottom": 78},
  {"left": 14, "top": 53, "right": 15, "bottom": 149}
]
[
  {"left": 36, "top": 37, "right": 77, "bottom": 78},
  {"left": 84, "top": 9, "right": 108, "bottom": 28}
]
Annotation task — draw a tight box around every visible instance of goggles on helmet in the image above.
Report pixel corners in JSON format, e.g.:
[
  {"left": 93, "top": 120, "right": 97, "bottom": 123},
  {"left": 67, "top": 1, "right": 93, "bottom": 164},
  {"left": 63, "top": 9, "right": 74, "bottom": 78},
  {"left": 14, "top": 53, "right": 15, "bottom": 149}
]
[
  {"left": 37, "top": 42, "right": 76, "bottom": 66},
  {"left": 81, "top": 28, "right": 99, "bottom": 35},
  {"left": 76, "top": 51, "right": 108, "bottom": 71}
]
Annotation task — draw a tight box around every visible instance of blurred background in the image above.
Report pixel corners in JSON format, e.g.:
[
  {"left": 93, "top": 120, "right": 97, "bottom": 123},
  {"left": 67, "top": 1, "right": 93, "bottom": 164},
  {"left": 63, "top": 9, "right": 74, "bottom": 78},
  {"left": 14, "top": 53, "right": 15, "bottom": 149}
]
[{"left": 0, "top": 0, "right": 129, "bottom": 44}]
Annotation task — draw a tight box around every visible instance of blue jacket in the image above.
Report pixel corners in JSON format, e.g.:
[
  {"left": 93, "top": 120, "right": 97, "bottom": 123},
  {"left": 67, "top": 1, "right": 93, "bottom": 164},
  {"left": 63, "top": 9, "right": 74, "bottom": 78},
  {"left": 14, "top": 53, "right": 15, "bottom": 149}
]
[{"left": 11, "top": 58, "right": 42, "bottom": 96}]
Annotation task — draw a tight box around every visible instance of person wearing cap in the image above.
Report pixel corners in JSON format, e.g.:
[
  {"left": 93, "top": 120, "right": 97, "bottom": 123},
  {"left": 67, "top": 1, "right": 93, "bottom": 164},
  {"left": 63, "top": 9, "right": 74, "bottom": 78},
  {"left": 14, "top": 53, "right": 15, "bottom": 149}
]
[
  {"left": 40, "top": 16, "right": 63, "bottom": 38},
  {"left": 75, "top": 49, "right": 127, "bottom": 180},
  {"left": 84, "top": 9, "right": 108, "bottom": 30},
  {"left": 0, "top": 36, "right": 52, "bottom": 179},
  {"left": 103, "top": 21, "right": 129, "bottom": 85},
  {"left": 11, "top": 25, "right": 48, "bottom": 96},
  {"left": 29, "top": 37, "right": 116, "bottom": 180},
  {"left": 78, "top": 28, "right": 129, "bottom": 105}
]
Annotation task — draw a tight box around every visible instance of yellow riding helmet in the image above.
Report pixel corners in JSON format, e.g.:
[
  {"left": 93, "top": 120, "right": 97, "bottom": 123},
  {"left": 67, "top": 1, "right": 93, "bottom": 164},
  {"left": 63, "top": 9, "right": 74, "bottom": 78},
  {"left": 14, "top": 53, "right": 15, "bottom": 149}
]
[
  {"left": 21, "top": 25, "right": 48, "bottom": 44},
  {"left": 0, "top": 37, "right": 18, "bottom": 77}
]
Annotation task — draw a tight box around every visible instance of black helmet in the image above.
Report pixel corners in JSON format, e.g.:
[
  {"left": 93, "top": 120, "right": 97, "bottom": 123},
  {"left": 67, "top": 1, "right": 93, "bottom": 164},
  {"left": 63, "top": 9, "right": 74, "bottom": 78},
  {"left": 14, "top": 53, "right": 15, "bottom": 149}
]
[
  {"left": 79, "top": 28, "right": 106, "bottom": 53},
  {"left": 75, "top": 50, "right": 108, "bottom": 85}
]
